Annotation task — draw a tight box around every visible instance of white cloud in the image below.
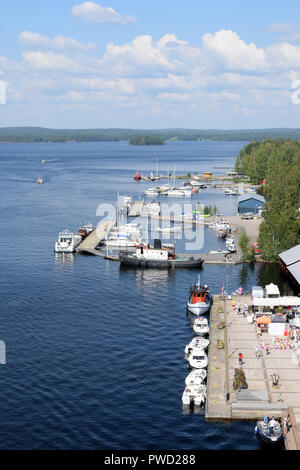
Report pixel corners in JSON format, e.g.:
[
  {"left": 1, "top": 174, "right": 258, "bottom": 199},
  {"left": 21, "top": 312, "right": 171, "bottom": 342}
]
[
  {"left": 22, "top": 51, "right": 82, "bottom": 71},
  {"left": 19, "top": 31, "right": 96, "bottom": 51},
  {"left": 72, "top": 2, "right": 136, "bottom": 24},
  {"left": 202, "top": 30, "right": 267, "bottom": 71}
]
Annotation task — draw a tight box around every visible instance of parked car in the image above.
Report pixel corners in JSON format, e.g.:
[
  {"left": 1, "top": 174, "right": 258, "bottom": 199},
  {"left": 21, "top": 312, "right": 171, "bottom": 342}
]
[{"left": 241, "top": 212, "right": 255, "bottom": 219}]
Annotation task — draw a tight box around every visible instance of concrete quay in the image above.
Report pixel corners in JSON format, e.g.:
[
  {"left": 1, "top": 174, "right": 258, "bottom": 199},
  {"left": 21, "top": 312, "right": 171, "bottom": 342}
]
[{"left": 205, "top": 294, "right": 300, "bottom": 450}]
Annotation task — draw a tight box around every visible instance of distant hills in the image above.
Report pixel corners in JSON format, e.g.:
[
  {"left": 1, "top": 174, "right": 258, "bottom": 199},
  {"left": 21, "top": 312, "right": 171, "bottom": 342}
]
[{"left": 1, "top": 127, "right": 300, "bottom": 143}]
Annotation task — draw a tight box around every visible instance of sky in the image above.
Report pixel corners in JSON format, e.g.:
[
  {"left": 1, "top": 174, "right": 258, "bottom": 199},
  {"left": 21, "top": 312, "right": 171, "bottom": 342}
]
[{"left": 1, "top": 1, "right": 300, "bottom": 129}]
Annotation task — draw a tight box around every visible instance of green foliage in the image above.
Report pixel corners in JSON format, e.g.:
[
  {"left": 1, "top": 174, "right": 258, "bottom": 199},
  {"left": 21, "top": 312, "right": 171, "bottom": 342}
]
[
  {"left": 237, "top": 139, "right": 300, "bottom": 261},
  {"left": 239, "top": 230, "right": 252, "bottom": 262},
  {"left": 129, "top": 135, "right": 165, "bottom": 146}
]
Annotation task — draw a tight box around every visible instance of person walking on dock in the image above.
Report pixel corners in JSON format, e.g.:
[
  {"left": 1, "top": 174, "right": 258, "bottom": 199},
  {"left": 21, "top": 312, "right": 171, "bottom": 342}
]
[
  {"left": 255, "top": 345, "right": 260, "bottom": 359},
  {"left": 238, "top": 352, "right": 243, "bottom": 366}
]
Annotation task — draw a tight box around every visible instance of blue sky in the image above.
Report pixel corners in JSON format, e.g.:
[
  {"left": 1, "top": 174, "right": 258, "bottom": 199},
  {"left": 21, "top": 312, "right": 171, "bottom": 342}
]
[{"left": 1, "top": 1, "right": 300, "bottom": 128}]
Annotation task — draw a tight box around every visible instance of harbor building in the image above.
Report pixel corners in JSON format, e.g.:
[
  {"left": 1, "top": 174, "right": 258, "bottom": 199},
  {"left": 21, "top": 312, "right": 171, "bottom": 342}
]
[
  {"left": 237, "top": 194, "right": 266, "bottom": 214},
  {"left": 279, "top": 244, "right": 300, "bottom": 294}
]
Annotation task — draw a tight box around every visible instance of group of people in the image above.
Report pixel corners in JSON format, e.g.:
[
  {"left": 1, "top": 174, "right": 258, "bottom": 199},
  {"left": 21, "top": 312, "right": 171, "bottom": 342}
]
[{"left": 235, "top": 301, "right": 249, "bottom": 317}]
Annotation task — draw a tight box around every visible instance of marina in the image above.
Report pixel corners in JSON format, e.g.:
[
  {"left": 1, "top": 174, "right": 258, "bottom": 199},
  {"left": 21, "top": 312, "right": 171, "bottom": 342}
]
[
  {"left": 204, "top": 293, "right": 300, "bottom": 450},
  {"left": 1, "top": 139, "right": 297, "bottom": 450}
]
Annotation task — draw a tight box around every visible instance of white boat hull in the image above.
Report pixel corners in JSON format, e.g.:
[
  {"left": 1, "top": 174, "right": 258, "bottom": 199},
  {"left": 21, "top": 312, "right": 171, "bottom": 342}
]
[{"left": 187, "top": 301, "right": 211, "bottom": 315}]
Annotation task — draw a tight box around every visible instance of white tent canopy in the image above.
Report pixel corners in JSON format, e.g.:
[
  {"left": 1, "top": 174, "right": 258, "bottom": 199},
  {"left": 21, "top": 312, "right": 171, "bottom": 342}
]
[
  {"left": 253, "top": 297, "right": 300, "bottom": 308},
  {"left": 265, "top": 283, "right": 280, "bottom": 297}
]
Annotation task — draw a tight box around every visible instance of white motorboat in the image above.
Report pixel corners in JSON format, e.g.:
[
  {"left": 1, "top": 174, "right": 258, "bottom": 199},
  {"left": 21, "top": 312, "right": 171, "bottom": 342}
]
[
  {"left": 110, "top": 223, "right": 142, "bottom": 238},
  {"left": 225, "top": 237, "right": 236, "bottom": 252},
  {"left": 182, "top": 384, "right": 207, "bottom": 406},
  {"left": 143, "top": 187, "right": 159, "bottom": 196},
  {"left": 193, "top": 317, "right": 209, "bottom": 336},
  {"left": 157, "top": 226, "right": 181, "bottom": 233},
  {"left": 102, "top": 237, "right": 139, "bottom": 248},
  {"left": 255, "top": 419, "right": 283, "bottom": 444},
  {"left": 187, "top": 277, "right": 212, "bottom": 315},
  {"left": 185, "top": 369, "right": 207, "bottom": 386},
  {"left": 166, "top": 189, "right": 186, "bottom": 197},
  {"left": 54, "top": 230, "right": 82, "bottom": 253},
  {"left": 187, "top": 348, "right": 208, "bottom": 369},
  {"left": 184, "top": 337, "right": 209, "bottom": 355}
]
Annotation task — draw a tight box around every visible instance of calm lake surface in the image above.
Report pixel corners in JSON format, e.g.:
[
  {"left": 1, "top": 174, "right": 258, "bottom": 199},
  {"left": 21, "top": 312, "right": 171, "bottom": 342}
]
[{"left": 0, "top": 141, "right": 289, "bottom": 449}]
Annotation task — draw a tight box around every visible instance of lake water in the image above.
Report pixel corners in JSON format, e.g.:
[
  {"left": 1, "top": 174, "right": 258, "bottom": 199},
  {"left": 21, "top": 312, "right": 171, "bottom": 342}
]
[{"left": 0, "top": 141, "right": 289, "bottom": 449}]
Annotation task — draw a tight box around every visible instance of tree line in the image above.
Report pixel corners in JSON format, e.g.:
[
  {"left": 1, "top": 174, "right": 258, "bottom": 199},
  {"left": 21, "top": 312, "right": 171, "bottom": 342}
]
[{"left": 236, "top": 139, "right": 300, "bottom": 261}]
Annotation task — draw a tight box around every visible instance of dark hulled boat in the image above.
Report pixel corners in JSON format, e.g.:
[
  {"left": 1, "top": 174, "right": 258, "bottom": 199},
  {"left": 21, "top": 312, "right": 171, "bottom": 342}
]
[{"left": 119, "top": 239, "right": 203, "bottom": 269}]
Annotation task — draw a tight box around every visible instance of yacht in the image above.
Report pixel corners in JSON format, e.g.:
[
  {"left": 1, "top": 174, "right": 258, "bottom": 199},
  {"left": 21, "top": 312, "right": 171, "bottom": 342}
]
[
  {"left": 185, "top": 369, "right": 207, "bottom": 386},
  {"left": 184, "top": 337, "right": 209, "bottom": 355},
  {"left": 193, "top": 317, "right": 209, "bottom": 336},
  {"left": 54, "top": 230, "right": 82, "bottom": 253},
  {"left": 182, "top": 384, "right": 206, "bottom": 406},
  {"left": 187, "top": 277, "right": 212, "bottom": 315},
  {"left": 102, "top": 237, "right": 139, "bottom": 248},
  {"left": 187, "top": 348, "right": 208, "bottom": 369}
]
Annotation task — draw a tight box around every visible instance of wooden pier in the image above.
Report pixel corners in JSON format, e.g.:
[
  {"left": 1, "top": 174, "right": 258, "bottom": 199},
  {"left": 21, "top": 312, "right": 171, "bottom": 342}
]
[
  {"left": 205, "top": 294, "right": 300, "bottom": 450},
  {"left": 76, "top": 220, "right": 115, "bottom": 254},
  {"left": 129, "top": 200, "right": 144, "bottom": 217}
]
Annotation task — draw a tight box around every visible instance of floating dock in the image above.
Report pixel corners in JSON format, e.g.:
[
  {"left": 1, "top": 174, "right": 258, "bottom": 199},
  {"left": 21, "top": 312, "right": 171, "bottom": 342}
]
[
  {"left": 76, "top": 220, "right": 115, "bottom": 254},
  {"left": 205, "top": 294, "right": 300, "bottom": 450}
]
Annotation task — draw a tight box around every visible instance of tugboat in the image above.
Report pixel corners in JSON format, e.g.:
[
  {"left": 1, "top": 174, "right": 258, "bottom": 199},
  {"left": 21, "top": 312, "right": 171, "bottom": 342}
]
[
  {"left": 187, "top": 276, "right": 212, "bottom": 315},
  {"left": 255, "top": 418, "right": 283, "bottom": 444},
  {"left": 134, "top": 169, "right": 141, "bottom": 181},
  {"left": 119, "top": 239, "right": 203, "bottom": 269}
]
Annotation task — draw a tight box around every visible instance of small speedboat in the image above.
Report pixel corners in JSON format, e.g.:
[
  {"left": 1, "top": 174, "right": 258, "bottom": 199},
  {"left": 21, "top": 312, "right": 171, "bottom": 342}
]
[
  {"left": 193, "top": 317, "right": 209, "bottom": 336},
  {"left": 185, "top": 369, "right": 207, "bottom": 386},
  {"left": 185, "top": 337, "right": 209, "bottom": 355},
  {"left": 187, "top": 277, "right": 212, "bottom": 315},
  {"left": 255, "top": 419, "right": 283, "bottom": 444},
  {"left": 37, "top": 176, "right": 44, "bottom": 184},
  {"left": 182, "top": 384, "right": 206, "bottom": 406},
  {"left": 187, "top": 348, "right": 208, "bottom": 369}
]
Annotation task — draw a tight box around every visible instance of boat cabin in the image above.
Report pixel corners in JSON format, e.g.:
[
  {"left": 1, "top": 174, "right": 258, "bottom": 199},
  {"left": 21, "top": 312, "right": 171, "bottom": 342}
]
[
  {"left": 189, "top": 285, "right": 210, "bottom": 304},
  {"left": 135, "top": 240, "right": 175, "bottom": 261}
]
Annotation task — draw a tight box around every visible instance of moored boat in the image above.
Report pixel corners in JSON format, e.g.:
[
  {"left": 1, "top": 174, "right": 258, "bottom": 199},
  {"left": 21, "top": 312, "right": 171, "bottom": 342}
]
[
  {"left": 119, "top": 239, "right": 203, "bottom": 269},
  {"left": 185, "top": 369, "right": 207, "bottom": 386},
  {"left": 134, "top": 169, "right": 141, "bottom": 181},
  {"left": 184, "top": 337, "right": 209, "bottom": 355},
  {"left": 182, "top": 384, "right": 206, "bottom": 406},
  {"left": 187, "top": 277, "right": 212, "bottom": 315},
  {"left": 187, "top": 347, "right": 208, "bottom": 369},
  {"left": 193, "top": 317, "right": 209, "bottom": 335},
  {"left": 54, "top": 230, "right": 81, "bottom": 253},
  {"left": 255, "top": 418, "right": 283, "bottom": 444}
]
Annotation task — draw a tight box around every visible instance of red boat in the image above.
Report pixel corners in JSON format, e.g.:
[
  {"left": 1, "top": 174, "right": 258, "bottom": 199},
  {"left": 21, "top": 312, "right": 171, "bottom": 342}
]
[{"left": 134, "top": 169, "right": 141, "bottom": 181}]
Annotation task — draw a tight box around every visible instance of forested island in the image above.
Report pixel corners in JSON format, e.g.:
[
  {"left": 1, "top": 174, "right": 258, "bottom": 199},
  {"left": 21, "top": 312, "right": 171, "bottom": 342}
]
[
  {"left": 236, "top": 139, "right": 300, "bottom": 262},
  {"left": 129, "top": 135, "right": 165, "bottom": 146},
  {"left": 2, "top": 127, "right": 300, "bottom": 143}
]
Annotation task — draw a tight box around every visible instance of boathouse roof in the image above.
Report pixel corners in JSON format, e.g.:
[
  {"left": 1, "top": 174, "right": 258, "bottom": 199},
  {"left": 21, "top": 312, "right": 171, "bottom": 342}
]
[
  {"left": 238, "top": 194, "right": 266, "bottom": 204},
  {"left": 279, "top": 244, "right": 300, "bottom": 266}
]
